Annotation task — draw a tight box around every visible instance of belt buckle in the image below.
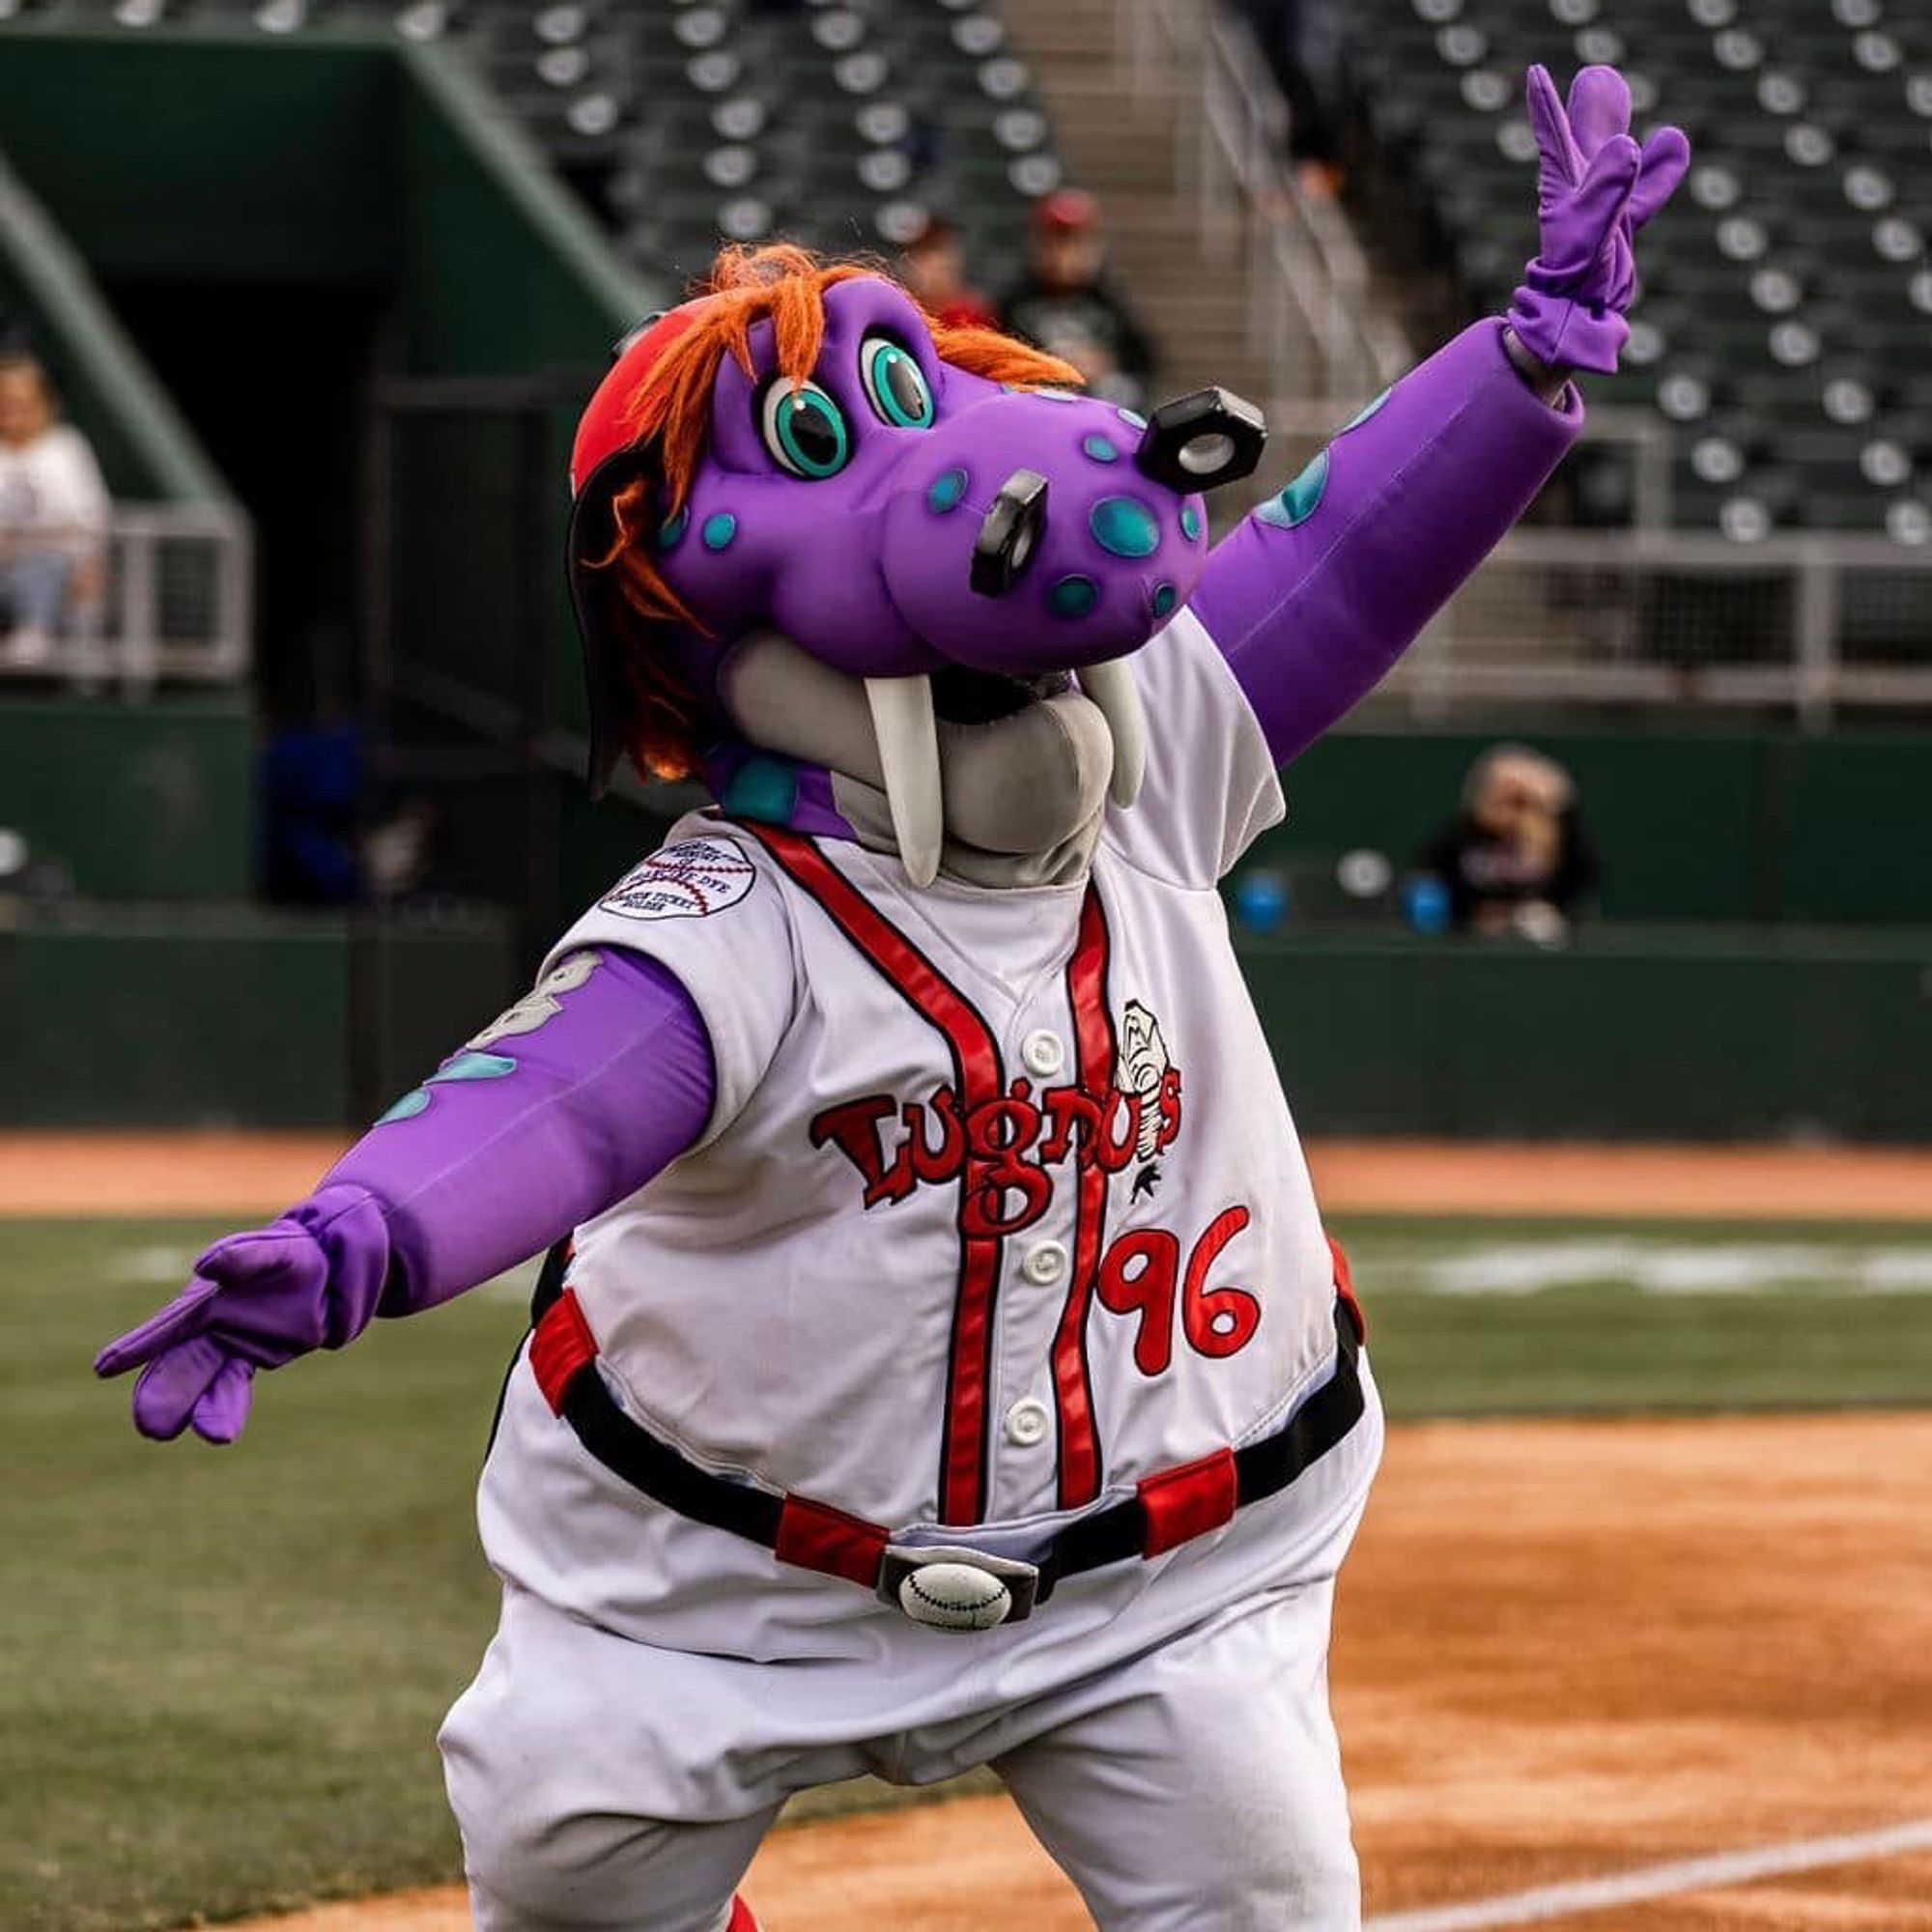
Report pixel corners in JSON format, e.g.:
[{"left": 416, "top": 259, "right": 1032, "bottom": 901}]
[{"left": 877, "top": 1544, "right": 1040, "bottom": 1632}]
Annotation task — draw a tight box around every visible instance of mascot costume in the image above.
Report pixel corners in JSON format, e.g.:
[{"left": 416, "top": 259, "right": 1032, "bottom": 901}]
[{"left": 99, "top": 68, "right": 1686, "bottom": 1932}]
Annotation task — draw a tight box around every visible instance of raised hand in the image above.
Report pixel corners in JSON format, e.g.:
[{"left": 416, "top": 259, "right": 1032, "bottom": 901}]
[
  {"left": 94, "top": 1185, "right": 390, "bottom": 1443},
  {"left": 1508, "top": 65, "right": 1691, "bottom": 375}
]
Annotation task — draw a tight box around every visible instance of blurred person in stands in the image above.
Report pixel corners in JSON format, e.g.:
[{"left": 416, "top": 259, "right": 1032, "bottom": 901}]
[
  {"left": 1412, "top": 743, "right": 1601, "bottom": 942},
  {"left": 1236, "top": 0, "right": 1350, "bottom": 199},
  {"left": 0, "top": 351, "right": 109, "bottom": 670},
  {"left": 999, "top": 188, "right": 1157, "bottom": 412},
  {"left": 897, "top": 213, "right": 999, "bottom": 331}
]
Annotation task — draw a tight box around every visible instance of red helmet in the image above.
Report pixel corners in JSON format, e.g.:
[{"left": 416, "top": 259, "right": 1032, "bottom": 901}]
[{"left": 566, "top": 298, "right": 717, "bottom": 795}]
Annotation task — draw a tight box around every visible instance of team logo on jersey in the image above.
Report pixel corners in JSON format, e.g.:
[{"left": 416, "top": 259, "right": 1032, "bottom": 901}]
[
  {"left": 600, "top": 838, "right": 755, "bottom": 921},
  {"left": 810, "top": 999, "right": 1184, "bottom": 1238}
]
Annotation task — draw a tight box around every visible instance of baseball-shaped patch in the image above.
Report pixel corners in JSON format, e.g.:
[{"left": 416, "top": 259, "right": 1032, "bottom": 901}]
[
  {"left": 600, "top": 838, "right": 756, "bottom": 922},
  {"left": 897, "top": 1561, "right": 1013, "bottom": 1633}
]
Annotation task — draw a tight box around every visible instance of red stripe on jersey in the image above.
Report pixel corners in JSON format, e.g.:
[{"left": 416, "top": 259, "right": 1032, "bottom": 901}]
[
  {"left": 1053, "top": 883, "right": 1115, "bottom": 1508},
  {"left": 746, "top": 825, "right": 1006, "bottom": 1527}
]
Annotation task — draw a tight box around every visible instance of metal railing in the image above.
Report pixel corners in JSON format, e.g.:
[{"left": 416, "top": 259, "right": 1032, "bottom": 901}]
[
  {"left": 0, "top": 503, "right": 252, "bottom": 695},
  {"left": 1118, "top": 0, "right": 1410, "bottom": 404},
  {"left": 1378, "top": 527, "right": 1932, "bottom": 727}
]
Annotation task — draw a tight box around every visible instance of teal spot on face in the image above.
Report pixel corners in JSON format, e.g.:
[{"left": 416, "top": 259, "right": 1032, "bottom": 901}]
[
  {"left": 1180, "top": 503, "right": 1203, "bottom": 542},
  {"left": 928, "top": 468, "right": 969, "bottom": 513},
  {"left": 378, "top": 1088, "right": 432, "bottom": 1124},
  {"left": 657, "top": 507, "right": 689, "bottom": 551},
  {"left": 1256, "top": 449, "right": 1331, "bottom": 530},
  {"left": 1049, "top": 575, "right": 1100, "bottom": 618},
  {"left": 1152, "top": 582, "right": 1179, "bottom": 618},
  {"left": 432, "top": 1051, "right": 518, "bottom": 1085},
  {"left": 701, "top": 513, "right": 737, "bottom": 552},
  {"left": 722, "top": 755, "right": 799, "bottom": 823},
  {"left": 1081, "top": 435, "right": 1119, "bottom": 464},
  {"left": 1090, "top": 496, "right": 1162, "bottom": 559},
  {"left": 1117, "top": 408, "right": 1149, "bottom": 431},
  {"left": 1344, "top": 387, "right": 1393, "bottom": 433}
]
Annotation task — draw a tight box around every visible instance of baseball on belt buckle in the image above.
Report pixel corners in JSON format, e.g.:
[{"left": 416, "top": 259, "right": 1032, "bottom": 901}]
[{"left": 877, "top": 1544, "right": 1042, "bottom": 1633}]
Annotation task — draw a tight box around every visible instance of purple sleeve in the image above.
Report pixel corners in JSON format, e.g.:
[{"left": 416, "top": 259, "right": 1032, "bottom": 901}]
[
  {"left": 322, "top": 947, "right": 716, "bottom": 1316},
  {"left": 1190, "top": 320, "right": 1584, "bottom": 766}
]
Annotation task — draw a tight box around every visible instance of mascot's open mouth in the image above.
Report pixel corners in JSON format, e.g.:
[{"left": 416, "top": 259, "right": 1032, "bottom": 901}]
[
  {"left": 863, "top": 655, "right": 1149, "bottom": 887},
  {"left": 930, "top": 667, "right": 1073, "bottom": 725}
]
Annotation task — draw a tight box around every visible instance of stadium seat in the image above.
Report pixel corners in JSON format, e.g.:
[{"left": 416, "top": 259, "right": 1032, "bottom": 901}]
[{"left": 1350, "top": 0, "right": 1932, "bottom": 542}]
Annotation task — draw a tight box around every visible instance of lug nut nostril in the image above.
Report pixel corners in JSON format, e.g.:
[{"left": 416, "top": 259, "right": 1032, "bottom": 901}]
[
  {"left": 1135, "top": 387, "right": 1268, "bottom": 494},
  {"left": 971, "top": 468, "right": 1050, "bottom": 597}
]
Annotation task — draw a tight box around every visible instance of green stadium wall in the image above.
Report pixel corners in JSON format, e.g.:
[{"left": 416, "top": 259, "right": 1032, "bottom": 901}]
[
  {"left": 1249, "top": 722, "right": 1932, "bottom": 925},
  {"left": 0, "top": 697, "right": 254, "bottom": 899}
]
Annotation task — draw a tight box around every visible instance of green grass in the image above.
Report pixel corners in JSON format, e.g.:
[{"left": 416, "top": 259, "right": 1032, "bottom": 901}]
[
  {"left": 8, "top": 1213, "right": 1932, "bottom": 1930},
  {"left": 1337, "top": 1214, "right": 1932, "bottom": 1415}
]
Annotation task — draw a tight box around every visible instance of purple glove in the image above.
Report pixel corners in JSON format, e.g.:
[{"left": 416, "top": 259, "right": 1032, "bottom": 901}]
[
  {"left": 93, "top": 1186, "right": 391, "bottom": 1443},
  {"left": 96, "top": 946, "right": 717, "bottom": 1444},
  {"left": 1508, "top": 66, "right": 1690, "bottom": 375}
]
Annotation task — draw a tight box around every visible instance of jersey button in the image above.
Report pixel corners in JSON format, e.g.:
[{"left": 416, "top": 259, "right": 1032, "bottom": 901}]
[
  {"left": 1022, "top": 1030, "right": 1066, "bottom": 1078},
  {"left": 1004, "top": 1398, "right": 1051, "bottom": 1448},
  {"left": 1022, "top": 1241, "right": 1068, "bottom": 1286}
]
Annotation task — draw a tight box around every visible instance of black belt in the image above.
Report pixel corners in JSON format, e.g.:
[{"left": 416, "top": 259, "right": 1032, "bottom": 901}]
[{"left": 526, "top": 1241, "right": 1366, "bottom": 1623}]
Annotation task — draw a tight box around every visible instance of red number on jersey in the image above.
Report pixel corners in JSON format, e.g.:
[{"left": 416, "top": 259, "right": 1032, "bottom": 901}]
[
  {"left": 1095, "top": 1206, "right": 1260, "bottom": 1377},
  {"left": 1095, "top": 1228, "right": 1181, "bottom": 1377}
]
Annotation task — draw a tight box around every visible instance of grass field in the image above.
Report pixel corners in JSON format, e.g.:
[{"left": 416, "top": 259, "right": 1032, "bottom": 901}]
[{"left": 10, "top": 1213, "right": 1932, "bottom": 1932}]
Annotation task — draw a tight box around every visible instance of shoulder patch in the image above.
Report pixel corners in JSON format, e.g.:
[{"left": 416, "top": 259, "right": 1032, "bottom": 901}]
[{"left": 601, "top": 838, "right": 757, "bottom": 922}]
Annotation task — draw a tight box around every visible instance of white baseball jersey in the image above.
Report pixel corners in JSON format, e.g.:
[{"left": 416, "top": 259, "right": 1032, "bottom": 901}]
[{"left": 476, "top": 608, "right": 1367, "bottom": 1662}]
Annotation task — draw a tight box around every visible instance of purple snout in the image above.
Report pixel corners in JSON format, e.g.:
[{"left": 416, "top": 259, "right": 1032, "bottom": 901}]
[{"left": 880, "top": 389, "right": 1255, "bottom": 675}]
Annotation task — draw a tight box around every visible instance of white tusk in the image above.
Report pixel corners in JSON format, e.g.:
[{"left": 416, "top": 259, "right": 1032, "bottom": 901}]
[
  {"left": 863, "top": 674, "right": 946, "bottom": 888},
  {"left": 1079, "top": 658, "right": 1148, "bottom": 808}
]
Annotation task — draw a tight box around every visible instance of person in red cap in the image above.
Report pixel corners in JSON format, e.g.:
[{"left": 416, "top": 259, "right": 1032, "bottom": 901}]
[
  {"left": 998, "top": 187, "right": 1158, "bottom": 413},
  {"left": 896, "top": 212, "right": 1000, "bottom": 332}
]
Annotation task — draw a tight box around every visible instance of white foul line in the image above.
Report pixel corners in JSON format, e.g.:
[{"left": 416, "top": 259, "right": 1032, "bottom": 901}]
[{"left": 1365, "top": 1817, "right": 1932, "bottom": 1932}]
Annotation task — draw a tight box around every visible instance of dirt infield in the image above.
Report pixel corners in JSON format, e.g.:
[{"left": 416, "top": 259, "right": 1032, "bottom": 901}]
[
  {"left": 224, "top": 1409, "right": 1932, "bottom": 1932},
  {"left": 8, "top": 1131, "right": 1932, "bottom": 1221}
]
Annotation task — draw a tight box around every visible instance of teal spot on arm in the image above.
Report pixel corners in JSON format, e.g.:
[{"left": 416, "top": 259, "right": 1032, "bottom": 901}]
[
  {"left": 430, "top": 1052, "right": 519, "bottom": 1085},
  {"left": 1180, "top": 503, "right": 1203, "bottom": 542},
  {"left": 1081, "top": 435, "right": 1120, "bottom": 464},
  {"left": 377, "top": 1088, "right": 432, "bottom": 1124},
  {"left": 1255, "top": 449, "right": 1331, "bottom": 530},
  {"left": 1152, "top": 582, "right": 1178, "bottom": 618},
  {"left": 701, "top": 513, "right": 737, "bottom": 552},
  {"left": 1342, "top": 387, "right": 1393, "bottom": 433}
]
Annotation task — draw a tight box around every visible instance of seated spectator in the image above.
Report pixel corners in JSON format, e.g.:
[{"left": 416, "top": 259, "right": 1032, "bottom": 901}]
[
  {"left": 898, "top": 213, "right": 999, "bottom": 331},
  {"left": 1413, "top": 744, "right": 1601, "bottom": 942},
  {"left": 998, "top": 189, "right": 1157, "bottom": 413},
  {"left": 0, "top": 352, "right": 109, "bottom": 669}
]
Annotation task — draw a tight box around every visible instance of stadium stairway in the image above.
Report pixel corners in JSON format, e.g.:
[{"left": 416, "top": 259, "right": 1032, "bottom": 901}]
[{"left": 1000, "top": 0, "right": 1295, "bottom": 426}]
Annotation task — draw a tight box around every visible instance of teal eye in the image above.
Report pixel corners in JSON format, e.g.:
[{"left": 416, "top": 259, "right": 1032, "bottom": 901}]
[
  {"left": 759, "top": 380, "right": 850, "bottom": 479},
  {"left": 859, "top": 334, "right": 936, "bottom": 430}
]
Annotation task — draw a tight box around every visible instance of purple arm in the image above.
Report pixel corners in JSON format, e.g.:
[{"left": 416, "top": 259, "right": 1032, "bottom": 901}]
[
  {"left": 95, "top": 948, "right": 715, "bottom": 1442},
  {"left": 1190, "top": 320, "right": 1582, "bottom": 767},
  {"left": 1194, "top": 65, "right": 1690, "bottom": 766}
]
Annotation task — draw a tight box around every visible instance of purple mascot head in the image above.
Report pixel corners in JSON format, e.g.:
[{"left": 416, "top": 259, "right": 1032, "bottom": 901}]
[{"left": 568, "top": 245, "right": 1263, "bottom": 881}]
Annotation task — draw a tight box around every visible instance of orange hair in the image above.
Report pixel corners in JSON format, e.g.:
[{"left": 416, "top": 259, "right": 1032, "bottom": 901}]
[{"left": 589, "top": 243, "right": 1083, "bottom": 781}]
